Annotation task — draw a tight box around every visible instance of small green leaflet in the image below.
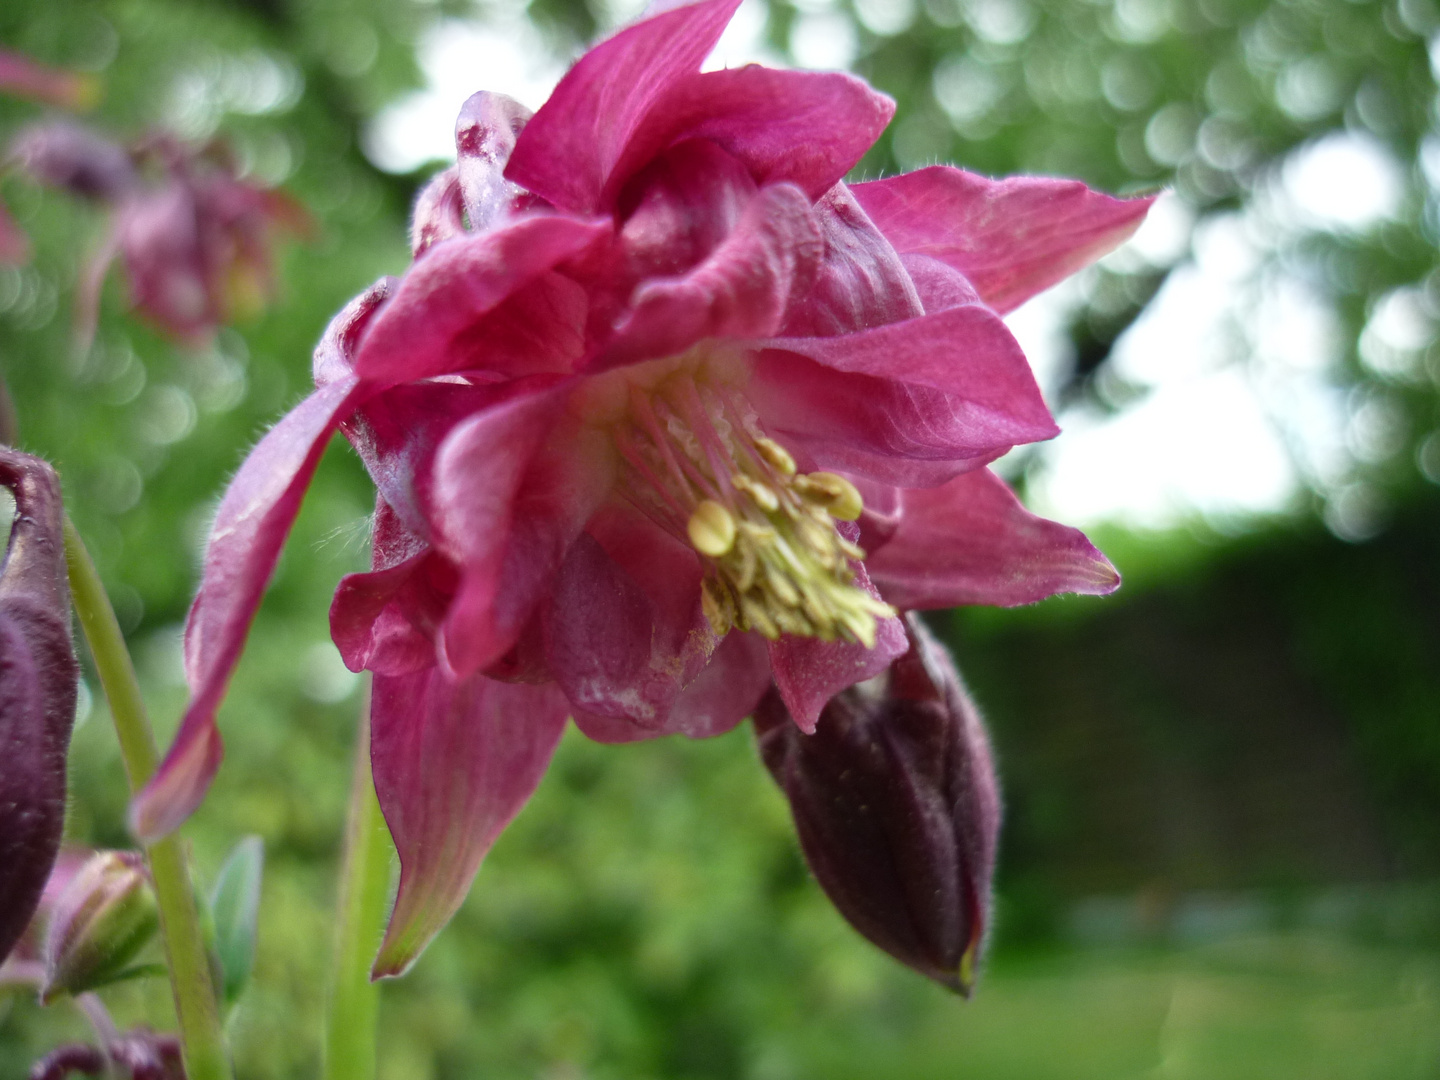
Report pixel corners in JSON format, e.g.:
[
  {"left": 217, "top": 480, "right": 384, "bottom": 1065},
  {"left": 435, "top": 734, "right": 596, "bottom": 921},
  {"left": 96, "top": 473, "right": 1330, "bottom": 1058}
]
[{"left": 209, "top": 836, "right": 264, "bottom": 1007}]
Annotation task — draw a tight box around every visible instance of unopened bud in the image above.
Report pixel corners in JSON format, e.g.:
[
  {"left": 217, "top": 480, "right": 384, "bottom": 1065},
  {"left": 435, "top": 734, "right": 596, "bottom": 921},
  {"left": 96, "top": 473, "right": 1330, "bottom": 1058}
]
[
  {"left": 755, "top": 613, "right": 999, "bottom": 994},
  {"left": 29, "top": 1027, "right": 182, "bottom": 1080},
  {"left": 40, "top": 851, "right": 158, "bottom": 1002},
  {"left": 0, "top": 449, "right": 78, "bottom": 967}
]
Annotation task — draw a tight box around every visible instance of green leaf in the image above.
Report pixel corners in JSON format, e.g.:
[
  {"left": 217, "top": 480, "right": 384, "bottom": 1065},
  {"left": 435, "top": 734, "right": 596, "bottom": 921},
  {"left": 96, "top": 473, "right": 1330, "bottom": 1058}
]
[{"left": 209, "top": 836, "right": 264, "bottom": 1007}]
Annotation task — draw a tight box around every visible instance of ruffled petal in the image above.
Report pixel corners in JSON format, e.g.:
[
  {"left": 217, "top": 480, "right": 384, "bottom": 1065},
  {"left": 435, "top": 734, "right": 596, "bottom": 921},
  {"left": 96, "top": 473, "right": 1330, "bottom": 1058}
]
[
  {"left": 605, "top": 66, "right": 893, "bottom": 205},
  {"left": 409, "top": 168, "right": 465, "bottom": 259},
  {"left": 330, "top": 499, "right": 456, "bottom": 677},
  {"left": 899, "top": 253, "right": 981, "bottom": 315},
  {"left": 571, "top": 630, "right": 769, "bottom": 743},
  {"left": 454, "top": 92, "right": 535, "bottom": 232},
  {"left": 865, "top": 468, "right": 1120, "bottom": 609},
  {"left": 131, "top": 376, "right": 364, "bottom": 841},
  {"left": 505, "top": 0, "right": 742, "bottom": 213},
  {"left": 598, "top": 182, "right": 822, "bottom": 368},
  {"left": 767, "top": 560, "right": 908, "bottom": 733},
  {"left": 542, "top": 517, "right": 715, "bottom": 730},
  {"left": 765, "top": 301, "right": 1054, "bottom": 407},
  {"left": 850, "top": 167, "right": 1155, "bottom": 315},
  {"left": 780, "top": 183, "right": 921, "bottom": 338},
  {"left": 615, "top": 138, "right": 757, "bottom": 281},
  {"left": 370, "top": 670, "right": 568, "bottom": 978},
  {"left": 312, "top": 277, "right": 394, "bottom": 388},
  {"left": 343, "top": 379, "right": 513, "bottom": 540},
  {"left": 662, "top": 629, "right": 771, "bottom": 738},
  {"left": 751, "top": 304, "right": 1058, "bottom": 487},
  {"left": 351, "top": 215, "right": 609, "bottom": 385},
  {"left": 429, "top": 396, "right": 617, "bottom": 679}
]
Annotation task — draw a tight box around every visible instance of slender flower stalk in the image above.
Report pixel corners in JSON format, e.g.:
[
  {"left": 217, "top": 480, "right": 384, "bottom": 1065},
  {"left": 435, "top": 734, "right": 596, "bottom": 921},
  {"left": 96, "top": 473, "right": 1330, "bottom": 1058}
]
[
  {"left": 322, "top": 694, "right": 391, "bottom": 1080},
  {"left": 61, "top": 517, "right": 232, "bottom": 1080}
]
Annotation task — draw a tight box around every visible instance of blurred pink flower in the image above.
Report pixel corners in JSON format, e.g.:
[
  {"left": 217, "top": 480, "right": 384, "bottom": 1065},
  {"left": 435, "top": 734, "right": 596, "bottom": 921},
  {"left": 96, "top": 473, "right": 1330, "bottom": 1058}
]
[
  {"left": 0, "top": 50, "right": 99, "bottom": 265},
  {"left": 0, "top": 49, "right": 98, "bottom": 111},
  {"left": 8, "top": 124, "right": 308, "bottom": 343},
  {"left": 134, "top": 0, "right": 1151, "bottom": 976}
]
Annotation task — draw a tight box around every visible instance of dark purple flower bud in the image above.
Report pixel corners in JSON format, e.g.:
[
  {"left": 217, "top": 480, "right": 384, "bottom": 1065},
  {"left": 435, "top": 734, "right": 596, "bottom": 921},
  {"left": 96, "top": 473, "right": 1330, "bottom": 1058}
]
[
  {"left": 28, "top": 1044, "right": 107, "bottom": 1080},
  {"left": 755, "top": 613, "right": 1000, "bottom": 994},
  {"left": 0, "top": 449, "right": 78, "bottom": 967},
  {"left": 9, "top": 122, "right": 137, "bottom": 203},
  {"left": 29, "top": 1028, "right": 183, "bottom": 1080}
]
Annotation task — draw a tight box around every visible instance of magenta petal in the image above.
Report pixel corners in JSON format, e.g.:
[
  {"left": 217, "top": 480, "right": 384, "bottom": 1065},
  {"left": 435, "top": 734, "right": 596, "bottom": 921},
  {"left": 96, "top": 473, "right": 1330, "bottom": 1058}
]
[
  {"left": 312, "top": 278, "right": 394, "bottom": 388},
  {"left": 505, "top": 0, "right": 742, "bottom": 213},
  {"left": 130, "top": 377, "right": 364, "bottom": 841},
  {"left": 751, "top": 304, "right": 1058, "bottom": 487},
  {"left": 866, "top": 468, "right": 1120, "bottom": 609},
  {"left": 768, "top": 563, "right": 908, "bottom": 734},
  {"left": 542, "top": 526, "right": 714, "bottom": 728},
  {"left": 455, "top": 92, "right": 534, "bottom": 232},
  {"left": 570, "top": 628, "right": 768, "bottom": 743},
  {"left": 429, "top": 396, "right": 616, "bottom": 678},
  {"left": 850, "top": 167, "right": 1155, "bottom": 315},
  {"left": 663, "top": 630, "right": 771, "bottom": 738},
  {"left": 599, "top": 182, "right": 822, "bottom": 368},
  {"left": 345, "top": 379, "right": 511, "bottom": 540},
  {"left": 410, "top": 168, "right": 465, "bottom": 258},
  {"left": 606, "top": 66, "right": 893, "bottom": 205},
  {"left": 780, "top": 183, "right": 921, "bottom": 338},
  {"left": 330, "top": 500, "right": 455, "bottom": 677},
  {"left": 351, "top": 215, "right": 610, "bottom": 385},
  {"left": 765, "top": 302, "right": 1053, "bottom": 409},
  {"left": 370, "top": 670, "right": 568, "bottom": 978}
]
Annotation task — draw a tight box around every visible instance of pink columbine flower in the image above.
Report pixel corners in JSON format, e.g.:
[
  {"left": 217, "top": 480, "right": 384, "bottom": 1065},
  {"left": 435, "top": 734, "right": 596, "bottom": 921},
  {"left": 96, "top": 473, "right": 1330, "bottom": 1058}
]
[
  {"left": 8, "top": 124, "right": 308, "bottom": 343},
  {"left": 133, "top": 0, "right": 1151, "bottom": 977},
  {"left": 0, "top": 50, "right": 98, "bottom": 264}
]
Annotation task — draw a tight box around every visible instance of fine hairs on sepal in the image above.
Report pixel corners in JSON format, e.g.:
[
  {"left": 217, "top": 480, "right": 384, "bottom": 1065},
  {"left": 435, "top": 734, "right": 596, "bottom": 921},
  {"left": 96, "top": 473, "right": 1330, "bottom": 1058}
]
[
  {"left": 755, "top": 613, "right": 1000, "bottom": 994},
  {"left": 0, "top": 448, "right": 79, "bottom": 968}
]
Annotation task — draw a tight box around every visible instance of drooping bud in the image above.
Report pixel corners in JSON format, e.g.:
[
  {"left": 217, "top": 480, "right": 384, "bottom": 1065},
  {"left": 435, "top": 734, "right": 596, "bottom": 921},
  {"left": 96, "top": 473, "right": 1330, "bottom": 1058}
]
[
  {"left": 40, "top": 851, "right": 159, "bottom": 1002},
  {"left": 0, "top": 449, "right": 78, "bottom": 967},
  {"left": 754, "top": 612, "right": 1000, "bottom": 994}
]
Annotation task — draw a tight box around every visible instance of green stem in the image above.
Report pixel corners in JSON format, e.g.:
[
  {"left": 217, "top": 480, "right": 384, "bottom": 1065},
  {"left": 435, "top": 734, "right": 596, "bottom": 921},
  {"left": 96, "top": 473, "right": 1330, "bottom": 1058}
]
[
  {"left": 63, "top": 517, "right": 233, "bottom": 1080},
  {"left": 322, "top": 690, "right": 390, "bottom": 1080}
]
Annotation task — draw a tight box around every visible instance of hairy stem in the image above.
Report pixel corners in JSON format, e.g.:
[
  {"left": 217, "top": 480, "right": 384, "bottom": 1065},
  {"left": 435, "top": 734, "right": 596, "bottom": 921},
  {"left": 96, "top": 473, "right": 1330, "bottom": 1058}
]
[
  {"left": 322, "top": 690, "right": 390, "bottom": 1080},
  {"left": 63, "top": 517, "right": 232, "bottom": 1080}
]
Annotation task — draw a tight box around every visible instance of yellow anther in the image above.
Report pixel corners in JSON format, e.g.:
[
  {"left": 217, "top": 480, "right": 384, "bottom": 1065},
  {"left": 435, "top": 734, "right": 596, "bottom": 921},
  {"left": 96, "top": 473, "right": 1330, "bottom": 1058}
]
[
  {"left": 764, "top": 565, "right": 801, "bottom": 608},
  {"left": 701, "top": 578, "right": 735, "bottom": 635},
  {"left": 803, "top": 472, "right": 864, "bottom": 521},
  {"left": 687, "top": 500, "right": 737, "bottom": 557},
  {"left": 840, "top": 609, "right": 879, "bottom": 649},
  {"left": 741, "top": 599, "right": 781, "bottom": 639},
  {"left": 755, "top": 436, "right": 797, "bottom": 477},
  {"left": 733, "top": 474, "right": 780, "bottom": 513}
]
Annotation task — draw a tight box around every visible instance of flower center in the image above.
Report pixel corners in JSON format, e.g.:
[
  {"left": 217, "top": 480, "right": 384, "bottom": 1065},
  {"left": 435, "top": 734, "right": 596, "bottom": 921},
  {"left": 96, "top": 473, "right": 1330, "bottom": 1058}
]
[{"left": 590, "top": 353, "right": 895, "bottom": 648}]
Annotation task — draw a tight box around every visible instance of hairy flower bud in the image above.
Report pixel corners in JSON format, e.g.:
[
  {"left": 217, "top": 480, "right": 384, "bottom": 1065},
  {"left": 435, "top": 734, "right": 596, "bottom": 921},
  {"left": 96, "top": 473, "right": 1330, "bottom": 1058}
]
[
  {"left": 40, "top": 851, "right": 158, "bottom": 1002},
  {"left": 0, "top": 449, "right": 78, "bottom": 967},
  {"left": 755, "top": 613, "right": 1000, "bottom": 993}
]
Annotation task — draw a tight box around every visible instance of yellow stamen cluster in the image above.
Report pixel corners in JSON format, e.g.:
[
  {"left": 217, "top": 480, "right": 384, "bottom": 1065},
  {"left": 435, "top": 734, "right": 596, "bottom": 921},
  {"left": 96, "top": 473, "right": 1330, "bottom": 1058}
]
[{"left": 608, "top": 365, "right": 894, "bottom": 648}]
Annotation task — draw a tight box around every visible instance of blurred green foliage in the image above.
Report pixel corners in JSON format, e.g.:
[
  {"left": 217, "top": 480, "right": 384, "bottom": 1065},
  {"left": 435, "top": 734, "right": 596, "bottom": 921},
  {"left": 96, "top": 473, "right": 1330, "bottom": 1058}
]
[{"left": 1, "top": 0, "right": 1439, "bottom": 1074}]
